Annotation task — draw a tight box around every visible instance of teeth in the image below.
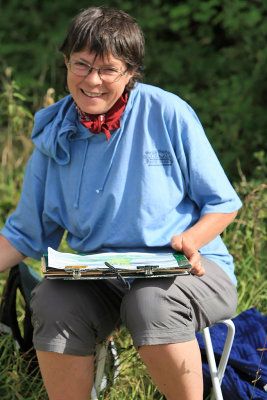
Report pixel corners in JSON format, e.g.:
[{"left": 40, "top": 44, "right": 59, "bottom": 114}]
[{"left": 83, "top": 90, "right": 102, "bottom": 97}]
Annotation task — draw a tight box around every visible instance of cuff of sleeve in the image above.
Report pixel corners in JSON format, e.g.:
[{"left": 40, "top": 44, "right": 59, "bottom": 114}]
[
  {"left": 200, "top": 199, "right": 242, "bottom": 216},
  {"left": 1, "top": 226, "right": 42, "bottom": 260}
]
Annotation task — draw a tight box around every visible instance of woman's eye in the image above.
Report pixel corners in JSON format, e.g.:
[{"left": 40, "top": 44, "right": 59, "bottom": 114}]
[
  {"left": 102, "top": 68, "right": 118, "bottom": 75},
  {"left": 75, "top": 62, "right": 88, "bottom": 67}
]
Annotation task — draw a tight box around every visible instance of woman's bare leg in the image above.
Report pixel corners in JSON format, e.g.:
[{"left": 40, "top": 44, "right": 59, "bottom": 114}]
[
  {"left": 37, "top": 350, "right": 94, "bottom": 400},
  {"left": 139, "top": 339, "right": 203, "bottom": 400}
]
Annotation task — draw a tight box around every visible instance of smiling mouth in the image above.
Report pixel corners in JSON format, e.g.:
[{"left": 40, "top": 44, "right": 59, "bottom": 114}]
[{"left": 82, "top": 89, "right": 103, "bottom": 97}]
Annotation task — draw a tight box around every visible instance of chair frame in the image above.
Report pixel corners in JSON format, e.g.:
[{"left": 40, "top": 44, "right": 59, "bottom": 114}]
[
  {"left": 203, "top": 319, "right": 235, "bottom": 400},
  {"left": 92, "top": 319, "right": 235, "bottom": 400}
]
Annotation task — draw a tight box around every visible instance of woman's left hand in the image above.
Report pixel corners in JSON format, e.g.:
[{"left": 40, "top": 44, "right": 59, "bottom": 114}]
[{"left": 171, "top": 234, "right": 205, "bottom": 276}]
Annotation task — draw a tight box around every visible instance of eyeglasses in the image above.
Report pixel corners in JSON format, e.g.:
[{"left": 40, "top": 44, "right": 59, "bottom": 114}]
[{"left": 67, "top": 61, "right": 127, "bottom": 83}]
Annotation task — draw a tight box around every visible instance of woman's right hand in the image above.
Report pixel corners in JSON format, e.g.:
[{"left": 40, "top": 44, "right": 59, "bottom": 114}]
[{"left": 171, "top": 234, "right": 205, "bottom": 276}]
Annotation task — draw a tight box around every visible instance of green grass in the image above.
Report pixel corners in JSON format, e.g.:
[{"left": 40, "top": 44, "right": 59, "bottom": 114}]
[{"left": 0, "top": 334, "right": 47, "bottom": 400}]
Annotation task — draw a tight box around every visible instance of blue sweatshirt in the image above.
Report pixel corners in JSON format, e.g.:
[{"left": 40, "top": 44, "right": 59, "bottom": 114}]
[{"left": 1, "top": 83, "right": 242, "bottom": 284}]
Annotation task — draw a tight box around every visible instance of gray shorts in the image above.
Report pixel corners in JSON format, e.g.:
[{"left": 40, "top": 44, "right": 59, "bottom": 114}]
[{"left": 30, "top": 256, "right": 237, "bottom": 356}]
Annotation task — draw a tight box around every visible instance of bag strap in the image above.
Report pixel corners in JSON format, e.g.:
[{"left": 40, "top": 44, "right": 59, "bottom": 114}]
[
  {"left": 0, "top": 263, "right": 41, "bottom": 352},
  {"left": 0, "top": 265, "right": 25, "bottom": 348}
]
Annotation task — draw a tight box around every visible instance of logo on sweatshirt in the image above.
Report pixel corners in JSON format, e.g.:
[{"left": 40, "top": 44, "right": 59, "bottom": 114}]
[{"left": 144, "top": 150, "right": 173, "bottom": 166}]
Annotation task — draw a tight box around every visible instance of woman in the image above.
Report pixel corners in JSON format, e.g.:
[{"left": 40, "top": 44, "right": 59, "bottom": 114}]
[{"left": 0, "top": 7, "right": 242, "bottom": 400}]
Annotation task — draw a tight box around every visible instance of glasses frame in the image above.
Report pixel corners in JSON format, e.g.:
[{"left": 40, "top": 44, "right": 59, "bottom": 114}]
[{"left": 67, "top": 61, "right": 127, "bottom": 82}]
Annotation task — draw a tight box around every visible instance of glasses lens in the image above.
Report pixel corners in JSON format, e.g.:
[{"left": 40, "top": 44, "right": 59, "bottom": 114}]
[
  {"left": 100, "top": 68, "right": 121, "bottom": 82},
  {"left": 70, "top": 62, "right": 89, "bottom": 76}
]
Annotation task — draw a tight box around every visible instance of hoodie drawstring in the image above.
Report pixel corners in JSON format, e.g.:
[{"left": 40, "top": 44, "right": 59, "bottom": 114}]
[
  {"left": 74, "top": 140, "right": 89, "bottom": 208},
  {"left": 95, "top": 127, "right": 125, "bottom": 194}
]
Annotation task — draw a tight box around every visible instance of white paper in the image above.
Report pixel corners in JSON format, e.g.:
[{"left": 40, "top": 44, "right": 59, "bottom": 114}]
[{"left": 47, "top": 247, "right": 188, "bottom": 270}]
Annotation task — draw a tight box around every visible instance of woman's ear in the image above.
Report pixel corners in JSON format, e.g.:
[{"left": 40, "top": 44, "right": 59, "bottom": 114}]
[
  {"left": 125, "top": 67, "right": 137, "bottom": 85},
  {"left": 64, "top": 55, "right": 68, "bottom": 68},
  {"left": 128, "top": 67, "right": 137, "bottom": 79}
]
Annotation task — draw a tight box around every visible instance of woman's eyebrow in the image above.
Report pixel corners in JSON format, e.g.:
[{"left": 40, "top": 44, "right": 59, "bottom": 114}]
[
  {"left": 72, "top": 56, "right": 122, "bottom": 68},
  {"left": 71, "top": 57, "right": 92, "bottom": 64}
]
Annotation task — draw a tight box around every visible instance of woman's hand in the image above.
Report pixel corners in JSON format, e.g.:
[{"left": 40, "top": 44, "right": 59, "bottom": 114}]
[
  {"left": 171, "top": 234, "right": 205, "bottom": 276},
  {"left": 170, "top": 212, "right": 239, "bottom": 276}
]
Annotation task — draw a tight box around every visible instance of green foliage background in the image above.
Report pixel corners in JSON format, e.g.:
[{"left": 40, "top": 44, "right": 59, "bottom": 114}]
[{"left": 0, "top": 0, "right": 266, "bottom": 181}]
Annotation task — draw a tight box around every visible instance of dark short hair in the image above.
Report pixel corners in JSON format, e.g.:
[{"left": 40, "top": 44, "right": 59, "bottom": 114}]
[{"left": 59, "top": 7, "right": 144, "bottom": 90}]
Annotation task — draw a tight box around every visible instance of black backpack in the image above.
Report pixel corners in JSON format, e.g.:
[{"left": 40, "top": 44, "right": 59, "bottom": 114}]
[{"left": 0, "top": 262, "right": 42, "bottom": 371}]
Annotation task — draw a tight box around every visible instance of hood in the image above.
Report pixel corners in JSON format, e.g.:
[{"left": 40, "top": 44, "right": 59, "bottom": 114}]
[{"left": 31, "top": 95, "right": 93, "bottom": 165}]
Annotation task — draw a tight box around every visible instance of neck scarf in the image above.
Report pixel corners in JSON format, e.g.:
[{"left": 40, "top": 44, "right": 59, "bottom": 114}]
[{"left": 76, "top": 92, "right": 128, "bottom": 141}]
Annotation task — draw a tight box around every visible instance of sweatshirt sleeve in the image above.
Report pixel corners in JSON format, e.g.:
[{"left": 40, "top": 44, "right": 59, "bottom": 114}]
[
  {"left": 1, "top": 149, "right": 65, "bottom": 260},
  {"left": 171, "top": 101, "right": 242, "bottom": 215}
]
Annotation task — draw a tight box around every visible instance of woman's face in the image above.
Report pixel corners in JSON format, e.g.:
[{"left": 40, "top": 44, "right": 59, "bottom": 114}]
[{"left": 65, "top": 50, "right": 134, "bottom": 115}]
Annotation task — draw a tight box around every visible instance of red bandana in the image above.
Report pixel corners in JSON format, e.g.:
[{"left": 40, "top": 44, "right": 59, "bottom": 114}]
[{"left": 76, "top": 92, "right": 128, "bottom": 141}]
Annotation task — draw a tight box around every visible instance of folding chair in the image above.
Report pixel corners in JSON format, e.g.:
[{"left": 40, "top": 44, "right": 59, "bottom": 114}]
[{"left": 91, "top": 319, "right": 235, "bottom": 400}]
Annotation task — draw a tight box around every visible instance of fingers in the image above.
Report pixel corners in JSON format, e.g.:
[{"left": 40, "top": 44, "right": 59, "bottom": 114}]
[
  {"left": 185, "top": 248, "right": 205, "bottom": 276},
  {"left": 190, "top": 261, "right": 206, "bottom": 276},
  {"left": 171, "top": 234, "right": 206, "bottom": 276},
  {"left": 170, "top": 235, "right": 183, "bottom": 251}
]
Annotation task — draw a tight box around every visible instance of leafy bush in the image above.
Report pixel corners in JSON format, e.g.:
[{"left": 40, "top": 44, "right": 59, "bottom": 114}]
[{"left": 0, "top": 68, "right": 33, "bottom": 184}]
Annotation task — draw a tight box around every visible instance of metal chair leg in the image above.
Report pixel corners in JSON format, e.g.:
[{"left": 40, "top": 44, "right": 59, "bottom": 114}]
[
  {"left": 91, "top": 339, "right": 110, "bottom": 400},
  {"left": 91, "top": 335, "right": 120, "bottom": 399},
  {"left": 203, "top": 319, "right": 235, "bottom": 400}
]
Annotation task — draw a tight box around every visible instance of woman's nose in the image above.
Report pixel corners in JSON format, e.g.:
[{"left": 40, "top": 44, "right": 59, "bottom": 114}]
[{"left": 84, "top": 68, "right": 102, "bottom": 84}]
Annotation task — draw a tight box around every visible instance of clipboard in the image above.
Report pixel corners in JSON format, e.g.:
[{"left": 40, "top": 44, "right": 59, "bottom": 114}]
[{"left": 41, "top": 249, "right": 192, "bottom": 281}]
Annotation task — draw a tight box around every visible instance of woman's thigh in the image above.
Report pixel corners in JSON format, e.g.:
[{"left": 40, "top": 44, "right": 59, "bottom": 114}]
[
  {"left": 30, "top": 278, "right": 126, "bottom": 355},
  {"left": 121, "top": 256, "right": 238, "bottom": 348}
]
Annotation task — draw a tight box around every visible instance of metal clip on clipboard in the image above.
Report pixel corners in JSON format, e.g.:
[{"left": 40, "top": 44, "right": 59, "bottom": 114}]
[
  {"left": 137, "top": 265, "right": 159, "bottom": 276},
  {"left": 65, "top": 266, "right": 88, "bottom": 279}
]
